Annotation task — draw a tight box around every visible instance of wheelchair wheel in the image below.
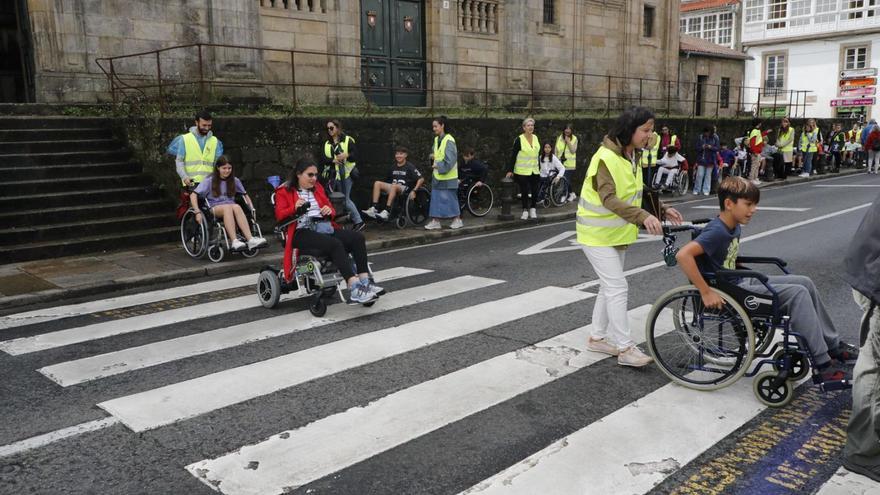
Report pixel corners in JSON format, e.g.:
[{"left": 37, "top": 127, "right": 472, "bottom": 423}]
[
  {"left": 180, "top": 210, "right": 208, "bottom": 259},
  {"left": 647, "top": 286, "right": 755, "bottom": 391},
  {"left": 309, "top": 297, "right": 327, "bottom": 317},
  {"left": 405, "top": 188, "right": 430, "bottom": 226},
  {"left": 395, "top": 215, "right": 407, "bottom": 229},
  {"left": 676, "top": 173, "right": 689, "bottom": 197},
  {"left": 753, "top": 371, "right": 794, "bottom": 407},
  {"left": 771, "top": 350, "right": 809, "bottom": 381},
  {"left": 362, "top": 301, "right": 376, "bottom": 307},
  {"left": 753, "top": 320, "right": 774, "bottom": 355},
  {"left": 257, "top": 270, "right": 282, "bottom": 309},
  {"left": 549, "top": 179, "right": 569, "bottom": 207},
  {"left": 241, "top": 247, "right": 259, "bottom": 258},
  {"left": 466, "top": 183, "right": 494, "bottom": 217},
  {"left": 207, "top": 244, "right": 225, "bottom": 263}
]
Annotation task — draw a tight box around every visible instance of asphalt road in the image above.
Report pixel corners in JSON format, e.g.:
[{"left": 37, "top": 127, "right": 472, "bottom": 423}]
[{"left": 0, "top": 173, "right": 878, "bottom": 495}]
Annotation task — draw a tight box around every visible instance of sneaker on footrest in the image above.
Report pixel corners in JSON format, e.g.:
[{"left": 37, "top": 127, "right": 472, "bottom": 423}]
[
  {"left": 830, "top": 341, "right": 860, "bottom": 364},
  {"left": 348, "top": 281, "right": 378, "bottom": 305},
  {"left": 362, "top": 206, "right": 378, "bottom": 219},
  {"left": 247, "top": 237, "right": 268, "bottom": 249},
  {"left": 231, "top": 239, "right": 247, "bottom": 251}
]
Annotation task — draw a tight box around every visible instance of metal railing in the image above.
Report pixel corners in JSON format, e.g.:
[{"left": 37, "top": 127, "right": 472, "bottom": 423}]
[{"left": 94, "top": 42, "right": 813, "bottom": 119}]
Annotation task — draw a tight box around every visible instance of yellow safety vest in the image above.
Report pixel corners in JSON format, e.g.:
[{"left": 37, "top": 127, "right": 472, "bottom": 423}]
[
  {"left": 799, "top": 129, "right": 818, "bottom": 153},
  {"left": 778, "top": 128, "right": 794, "bottom": 152},
  {"left": 182, "top": 133, "right": 217, "bottom": 185},
  {"left": 749, "top": 128, "right": 764, "bottom": 148},
  {"left": 661, "top": 134, "right": 678, "bottom": 152},
  {"left": 324, "top": 136, "right": 356, "bottom": 180},
  {"left": 555, "top": 135, "right": 578, "bottom": 170},
  {"left": 433, "top": 133, "right": 458, "bottom": 181},
  {"left": 640, "top": 132, "right": 660, "bottom": 168},
  {"left": 514, "top": 134, "right": 541, "bottom": 175},
  {"left": 577, "top": 146, "right": 643, "bottom": 247}
]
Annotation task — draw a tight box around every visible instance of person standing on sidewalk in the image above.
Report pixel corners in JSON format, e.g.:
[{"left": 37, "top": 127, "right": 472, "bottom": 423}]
[
  {"left": 829, "top": 122, "right": 847, "bottom": 172},
  {"left": 323, "top": 120, "right": 366, "bottom": 231},
  {"left": 577, "top": 106, "right": 683, "bottom": 367},
  {"left": 555, "top": 123, "right": 579, "bottom": 202},
  {"left": 425, "top": 116, "right": 463, "bottom": 230},
  {"left": 640, "top": 128, "right": 661, "bottom": 189},
  {"left": 798, "top": 119, "right": 821, "bottom": 178},
  {"left": 506, "top": 118, "right": 542, "bottom": 220},
  {"left": 748, "top": 118, "right": 770, "bottom": 184},
  {"left": 774, "top": 117, "right": 795, "bottom": 180},
  {"left": 693, "top": 127, "right": 719, "bottom": 195},
  {"left": 866, "top": 125, "right": 880, "bottom": 175}
]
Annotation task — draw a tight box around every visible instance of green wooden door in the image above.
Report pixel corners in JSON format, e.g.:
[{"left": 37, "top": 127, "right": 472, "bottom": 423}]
[{"left": 360, "top": 0, "right": 425, "bottom": 106}]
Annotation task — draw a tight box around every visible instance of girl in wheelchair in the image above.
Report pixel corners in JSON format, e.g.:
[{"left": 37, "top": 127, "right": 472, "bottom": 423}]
[
  {"left": 190, "top": 156, "right": 267, "bottom": 252},
  {"left": 275, "top": 158, "right": 381, "bottom": 304}
]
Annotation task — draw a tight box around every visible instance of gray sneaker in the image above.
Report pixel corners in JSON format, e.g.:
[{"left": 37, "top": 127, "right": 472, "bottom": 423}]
[
  {"left": 618, "top": 346, "right": 653, "bottom": 367},
  {"left": 348, "top": 281, "right": 378, "bottom": 304}
]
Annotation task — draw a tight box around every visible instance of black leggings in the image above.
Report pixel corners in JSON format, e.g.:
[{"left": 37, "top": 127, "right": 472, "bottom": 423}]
[
  {"left": 514, "top": 173, "right": 540, "bottom": 209},
  {"left": 293, "top": 228, "right": 368, "bottom": 281}
]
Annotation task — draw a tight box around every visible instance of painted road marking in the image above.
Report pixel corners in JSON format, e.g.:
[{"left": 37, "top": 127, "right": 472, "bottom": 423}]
[
  {"left": 815, "top": 467, "right": 880, "bottom": 494},
  {"left": 0, "top": 274, "right": 258, "bottom": 330},
  {"left": 40, "top": 276, "right": 501, "bottom": 386},
  {"left": 186, "top": 305, "right": 668, "bottom": 494},
  {"left": 98, "top": 286, "right": 593, "bottom": 432},
  {"left": 0, "top": 267, "right": 429, "bottom": 355},
  {"left": 0, "top": 417, "right": 120, "bottom": 459},
  {"left": 518, "top": 231, "right": 664, "bottom": 256},
  {"left": 813, "top": 184, "right": 880, "bottom": 188},
  {"left": 691, "top": 205, "right": 812, "bottom": 212}
]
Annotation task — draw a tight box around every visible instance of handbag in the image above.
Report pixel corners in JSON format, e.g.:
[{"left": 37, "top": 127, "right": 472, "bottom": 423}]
[{"left": 315, "top": 221, "right": 335, "bottom": 234}]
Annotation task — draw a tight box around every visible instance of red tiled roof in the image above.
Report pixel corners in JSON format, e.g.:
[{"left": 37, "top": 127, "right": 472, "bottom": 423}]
[
  {"left": 681, "top": 0, "right": 739, "bottom": 13},
  {"left": 679, "top": 34, "right": 752, "bottom": 60}
]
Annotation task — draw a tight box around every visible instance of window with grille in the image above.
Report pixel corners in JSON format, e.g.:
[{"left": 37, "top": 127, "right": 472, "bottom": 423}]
[
  {"left": 745, "top": 0, "right": 765, "bottom": 22},
  {"left": 643, "top": 5, "right": 655, "bottom": 37},
  {"left": 543, "top": 0, "right": 555, "bottom": 24},
  {"left": 845, "top": 47, "right": 869, "bottom": 69},
  {"left": 720, "top": 78, "right": 730, "bottom": 108},
  {"left": 764, "top": 54, "right": 785, "bottom": 96},
  {"left": 789, "top": 0, "right": 811, "bottom": 25},
  {"left": 718, "top": 13, "right": 733, "bottom": 45},
  {"left": 680, "top": 18, "right": 687, "bottom": 32},
  {"left": 767, "top": 0, "right": 787, "bottom": 28},
  {"left": 816, "top": 0, "right": 837, "bottom": 22},
  {"left": 703, "top": 15, "right": 717, "bottom": 42},
  {"left": 687, "top": 16, "right": 702, "bottom": 34}
]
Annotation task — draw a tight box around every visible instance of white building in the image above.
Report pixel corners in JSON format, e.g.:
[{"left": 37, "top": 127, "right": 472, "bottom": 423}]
[
  {"left": 680, "top": 0, "right": 741, "bottom": 50},
  {"left": 741, "top": 0, "right": 879, "bottom": 119}
]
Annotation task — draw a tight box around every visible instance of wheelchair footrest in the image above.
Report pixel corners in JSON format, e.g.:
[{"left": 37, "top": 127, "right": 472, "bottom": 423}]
[{"left": 819, "top": 379, "right": 852, "bottom": 392}]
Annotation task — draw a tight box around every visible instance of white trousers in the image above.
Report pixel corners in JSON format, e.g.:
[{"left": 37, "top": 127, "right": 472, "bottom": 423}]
[
  {"left": 582, "top": 245, "right": 634, "bottom": 350},
  {"left": 868, "top": 150, "right": 880, "bottom": 173},
  {"left": 654, "top": 168, "right": 679, "bottom": 186}
]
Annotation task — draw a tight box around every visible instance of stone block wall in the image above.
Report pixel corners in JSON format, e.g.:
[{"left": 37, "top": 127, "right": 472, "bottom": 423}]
[{"left": 679, "top": 54, "right": 747, "bottom": 118}]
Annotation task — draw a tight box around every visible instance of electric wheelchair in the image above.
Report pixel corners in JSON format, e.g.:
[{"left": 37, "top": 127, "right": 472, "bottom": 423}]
[
  {"left": 256, "top": 184, "right": 377, "bottom": 316},
  {"left": 645, "top": 222, "right": 851, "bottom": 407},
  {"left": 180, "top": 190, "right": 263, "bottom": 263}
]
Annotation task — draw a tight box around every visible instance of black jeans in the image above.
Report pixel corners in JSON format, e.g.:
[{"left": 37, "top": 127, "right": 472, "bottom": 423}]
[
  {"left": 514, "top": 173, "right": 540, "bottom": 209},
  {"left": 293, "top": 228, "right": 368, "bottom": 280}
]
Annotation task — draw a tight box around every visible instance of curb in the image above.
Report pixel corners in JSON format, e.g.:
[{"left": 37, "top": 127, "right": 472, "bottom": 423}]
[{"left": 0, "top": 209, "right": 575, "bottom": 313}]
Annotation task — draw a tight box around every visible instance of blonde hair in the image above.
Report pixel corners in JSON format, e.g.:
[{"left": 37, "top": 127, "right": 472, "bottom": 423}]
[{"left": 522, "top": 118, "right": 535, "bottom": 128}]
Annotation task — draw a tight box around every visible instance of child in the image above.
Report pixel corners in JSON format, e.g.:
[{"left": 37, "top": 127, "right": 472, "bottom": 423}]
[
  {"left": 460, "top": 147, "right": 489, "bottom": 186},
  {"left": 674, "top": 177, "right": 859, "bottom": 383},
  {"left": 733, "top": 140, "right": 748, "bottom": 177},
  {"left": 719, "top": 144, "right": 736, "bottom": 179},
  {"left": 844, "top": 134, "right": 862, "bottom": 166},
  {"left": 362, "top": 146, "right": 424, "bottom": 220},
  {"left": 654, "top": 146, "right": 687, "bottom": 188},
  {"left": 538, "top": 142, "right": 566, "bottom": 199}
]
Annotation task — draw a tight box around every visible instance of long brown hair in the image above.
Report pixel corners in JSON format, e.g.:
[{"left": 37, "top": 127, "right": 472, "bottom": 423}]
[{"left": 211, "top": 155, "right": 237, "bottom": 199}]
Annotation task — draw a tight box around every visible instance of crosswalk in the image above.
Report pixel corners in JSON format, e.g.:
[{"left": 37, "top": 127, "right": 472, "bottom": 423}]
[{"left": 0, "top": 265, "right": 870, "bottom": 494}]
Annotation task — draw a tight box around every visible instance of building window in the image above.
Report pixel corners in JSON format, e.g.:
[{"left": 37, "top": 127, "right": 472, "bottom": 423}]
[
  {"left": 542, "top": 0, "right": 555, "bottom": 24},
  {"left": 643, "top": 5, "right": 655, "bottom": 38},
  {"left": 680, "top": 18, "right": 687, "bottom": 32},
  {"left": 767, "top": 0, "right": 787, "bottom": 29},
  {"left": 789, "top": 0, "right": 811, "bottom": 25},
  {"left": 745, "top": 0, "right": 765, "bottom": 22},
  {"left": 703, "top": 15, "right": 717, "bottom": 42},
  {"left": 764, "top": 54, "right": 786, "bottom": 96},
  {"left": 687, "top": 16, "right": 702, "bottom": 35},
  {"left": 718, "top": 13, "right": 733, "bottom": 46},
  {"left": 720, "top": 77, "right": 730, "bottom": 108},
  {"left": 816, "top": 0, "right": 837, "bottom": 23},
  {"left": 845, "top": 46, "right": 869, "bottom": 69}
]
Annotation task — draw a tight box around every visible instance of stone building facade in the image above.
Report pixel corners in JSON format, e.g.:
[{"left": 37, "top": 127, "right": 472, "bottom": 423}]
[
  {"left": 11, "top": 0, "right": 682, "bottom": 109},
  {"left": 678, "top": 33, "right": 750, "bottom": 118}
]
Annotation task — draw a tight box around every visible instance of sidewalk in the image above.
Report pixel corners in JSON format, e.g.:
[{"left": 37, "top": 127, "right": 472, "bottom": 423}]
[{"left": 0, "top": 167, "right": 865, "bottom": 312}]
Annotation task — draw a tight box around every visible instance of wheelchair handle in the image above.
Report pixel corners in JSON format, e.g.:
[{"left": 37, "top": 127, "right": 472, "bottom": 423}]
[
  {"left": 715, "top": 268, "right": 769, "bottom": 284},
  {"left": 275, "top": 201, "right": 312, "bottom": 231},
  {"left": 735, "top": 256, "right": 788, "bottom": 269},
  {"left": 662, "top": 218, "right": 711, "bottom": 234}
]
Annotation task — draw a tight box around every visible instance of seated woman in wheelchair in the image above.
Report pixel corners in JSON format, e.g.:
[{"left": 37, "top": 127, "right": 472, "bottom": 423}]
[
  {"left": 674, "top": 176, "right": 858, "bottom": 383},
  {"left": 190, "top": 156, "right": 267, "bottom": 251},
  {"left": 275, "top": 158, "right": 381, "bottom": 304},
  {"left": 362, "top": 146, "right": 424, "bottom": 221},
  {"left": 653, "top": 146, "right": 687, "bottom": 189},
  {"left": 538, "top": 142, "right": 566, "bottom": 194}
]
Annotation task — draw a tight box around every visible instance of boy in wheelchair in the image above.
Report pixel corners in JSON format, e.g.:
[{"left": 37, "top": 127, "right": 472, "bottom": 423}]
[
  {"left": 675, "top": 176, "right": 858, "bottom": 383},
  {"left": 653, "top": 146, "right": 687, "bottom": 190},
  {"left": 362, "top": 146, "right": 424, "bottom": 221}
]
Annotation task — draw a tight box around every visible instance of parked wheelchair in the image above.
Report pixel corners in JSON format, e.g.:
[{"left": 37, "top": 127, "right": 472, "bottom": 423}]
[
  {"left": 535, "top": 170, "right": 570, "bottom": 208},
  {"left": 645, "top": 222, "right": 851, "bottom": 408},
  {"left": 458, "top": 177, "right": 495, "bottom": 217},
  {"left": 180, "top": 191, "right": 263, "bottom": 263}
]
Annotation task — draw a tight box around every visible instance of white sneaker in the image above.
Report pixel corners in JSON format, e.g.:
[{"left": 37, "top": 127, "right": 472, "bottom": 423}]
[
  {"left": 529, "top": 208, "right": 538, "bottom": 219},
  {"left": 246, "top": 237, "right": 268, "bottom": 249},
  {"left": 450, "top": 218, "right": 463, "bottom": 229},
  {"left": 424, "top": 219, "right": 441, "bottom": 230},
  {"left": 377, "top": 209, "right": 390, "bottom": 220},
  {"left": 617, "top": 346, "right": 653, "bottom": 367},
  {"left": 362, "top": 206, "right": 378, "bottom": 219},
  {"left": 567, "top": 192, "right": 577, "bottom": 202},
  {"left": 799, "top": 173, "right": 810, "bottom": 178},
  {"left": 586, "top": 337, "right": 619, "bottom": 356},
  {"left": 751, "top": 179, "right": 761, "bottom": 185},
  {"left": 521, "top": 210, "right": 529, "bottom": 220},
  {"left": 230, "top": 239, "right": 246, "bottom": 251}
]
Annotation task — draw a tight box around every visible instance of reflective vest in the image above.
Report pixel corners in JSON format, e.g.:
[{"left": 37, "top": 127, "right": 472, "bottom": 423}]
[
  {"left": 640, "top": 132, "right": 660, "bottom": 168},
  {"left": 514, "top": 134, "right": 541, "bottom": 175},
  {"left": 576, "top": 146, "right": 643, "bottom": 247},
  {"left": 324, "top": 136, "right": 356, "bottom": 180},
  {"left": 433, "top": 133, "right": 458, "bottom": 181},
  {"left": 182, "top": 133, "right": 217, "bottom": 185},
  {"left": 777, "top": 128, "right": 794, "bottom": 152},
  {"left": 555, "top": 135, "right": 578, "bottom": 170},
  {"left": 749, "top": 128, "right": 764, "bottom": 148},
  {"left": 799, "top": 129, "right": 818, "bottom": 152},
  {"left": 660, "top": 134, "right": 679, "bottom": 152}
]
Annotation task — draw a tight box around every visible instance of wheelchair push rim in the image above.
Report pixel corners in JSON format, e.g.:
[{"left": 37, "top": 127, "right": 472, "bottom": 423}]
[
  {"left": 180, "top": 209, "right": 208, "bottom": 259},
  {"left": 405, "top": 188, "right": 430, "bottom": 226},
  {"left": 466, "top": 183, "right": 494, "bottom": 217},
  {"left": 549, "top": 178, "right": 569, "bottom": 207},
  {"left": 646, "top": 286, "right": 755, "bottom": 391}
]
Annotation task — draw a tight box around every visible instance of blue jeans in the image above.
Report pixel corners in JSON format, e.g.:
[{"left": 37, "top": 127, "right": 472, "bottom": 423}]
[
  {"left": 803, "top": 152, "right": 814, "bottom": 175},
  {"left": 693, "top": 165, "right": 713, "bottom": 195},
  {"left": 341, "top": 177, "right": 363, "bottom": 224}
]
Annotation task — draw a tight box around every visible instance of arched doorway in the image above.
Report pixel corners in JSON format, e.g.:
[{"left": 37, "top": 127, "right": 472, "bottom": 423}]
[{"left": 360, "top": 0, "right": 426, "bottom": 107}]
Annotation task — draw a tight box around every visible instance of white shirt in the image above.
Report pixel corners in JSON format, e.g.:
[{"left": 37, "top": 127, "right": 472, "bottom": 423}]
[
  {"left": 539, "top": 154, "right": 566, "bottom": 178},
  {"left": 845, "top": 142, "right": 862, "bottom": 152},
  {"left": 656, "top": 153, "right": 686, "bottom": 169},
  {"left": 296, "top": 189, "right": 323, "bottom": 228}
]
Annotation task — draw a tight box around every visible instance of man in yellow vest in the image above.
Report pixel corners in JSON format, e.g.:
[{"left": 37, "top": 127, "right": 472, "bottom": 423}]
[
  {"left": 640, "top": 130, "right": 660, "bottom": 188},
  {"left": 555, "top": 124, "right": 579, "bottom": 202},
  {"left": 168, "top": 110, "right": 224, "bottom": 188}
]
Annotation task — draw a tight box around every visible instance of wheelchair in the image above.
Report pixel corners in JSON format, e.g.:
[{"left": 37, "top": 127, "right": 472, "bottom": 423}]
[
  {"left": 368, "top": 184, "right": 432, "bottom": 229},
  {"left": 256, "top": 191, "right": 378, "bottom": 316},
  {"left": 645, "top": 222, "right": 851, "bottom": 408},
  {"left": 535, "top": 170, "right": 570, "bottom": 208},
  {"left": 653, "top": 167, "right": 689, "bottom": 197},
  {"left": 458, "top": 178, "right": 495, "bottom": 217},
  {"left": 180, "top": 192, "right": 263, "bottom": 263}
]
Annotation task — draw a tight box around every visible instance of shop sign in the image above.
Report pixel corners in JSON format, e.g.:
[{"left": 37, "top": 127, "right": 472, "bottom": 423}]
[
  {"left": 839, "top": 77, "right": 877, "bottom": 88},
  {"left": 840, "top": 68, "right": 878, "bottom": 79},
  {"left": 840, "top": 86, "right": 877, "bottom": 97},
  {"left": 830, "top": 97, "right": 876, "bottom": 107}
]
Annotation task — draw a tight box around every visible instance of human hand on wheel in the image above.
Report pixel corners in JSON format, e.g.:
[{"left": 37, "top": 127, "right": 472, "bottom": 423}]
[
  {"left": 552, "top": 176, "right": 560, "bottom": 184},
  {"left": 643, "top": 215, "right": 663, "bottom": 235},
  {"left": 409, "top": 191, "right": 416, "bottom": 200},
  {"left": 505, "top": 172, "right": 513, "bottom": 178},
  {"left": 194, "top": 211, "right": 202, "bottom": 224},
  {"left": 701, "top": 290, "right": 724, "bottom": 310}
]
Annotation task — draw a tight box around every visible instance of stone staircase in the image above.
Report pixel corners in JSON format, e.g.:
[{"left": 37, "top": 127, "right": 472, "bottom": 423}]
[{"left": 0, "top": 117, "right": 178, "bottom": 264}]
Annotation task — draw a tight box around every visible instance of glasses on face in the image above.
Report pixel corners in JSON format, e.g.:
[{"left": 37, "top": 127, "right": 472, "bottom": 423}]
[
  {"left": 327, "top": 126, "right": 335, "bottom": 131},
  {"left": 305, "top": 172, "right": 317, "bottom": 177}
]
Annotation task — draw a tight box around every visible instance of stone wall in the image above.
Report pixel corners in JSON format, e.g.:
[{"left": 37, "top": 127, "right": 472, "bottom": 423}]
[{"left": 679, "top": 54, "right": 747, "bottom": 118}]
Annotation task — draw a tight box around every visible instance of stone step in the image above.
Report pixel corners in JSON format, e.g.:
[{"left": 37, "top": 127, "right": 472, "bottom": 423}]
[
  {"left": 0, "top": 128, "right": 109, "bottom": 141},
  {"left": 0, "top": 174, "right": 151, "bottom": 196},
  {"left": 0, "top": 213, "right": 176, "bottom": 246},
  {"left": 0, "top": 139, "right": 120, "bottom": 154},
  {"left": 0, "top": 149, "right": 131, "bottom": 166},
  {"left": 0, "top": 186, "right": 159, "bottom": 212},
  {"left": 0, "top": 162, "right": 142, "bottom": 180},
  {"left": 0, "top": 199, "right": 173, "bottom": 229},
  {"left": 0, "top": 226, "right": 180, "bottom": 264},
  {"left": 0, "top": 116, "right": 115, "bottom": 130}
]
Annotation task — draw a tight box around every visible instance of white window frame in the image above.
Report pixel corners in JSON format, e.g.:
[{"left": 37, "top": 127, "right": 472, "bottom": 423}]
[
  {"left": 764, "top": 53, "right": 787, "bottom": 96},
  {"left": 745, "top": 0, "right": 765, "bottom": 22},
  {"left": 845, "top": 46, "right": 869, "bottom": 69}
]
